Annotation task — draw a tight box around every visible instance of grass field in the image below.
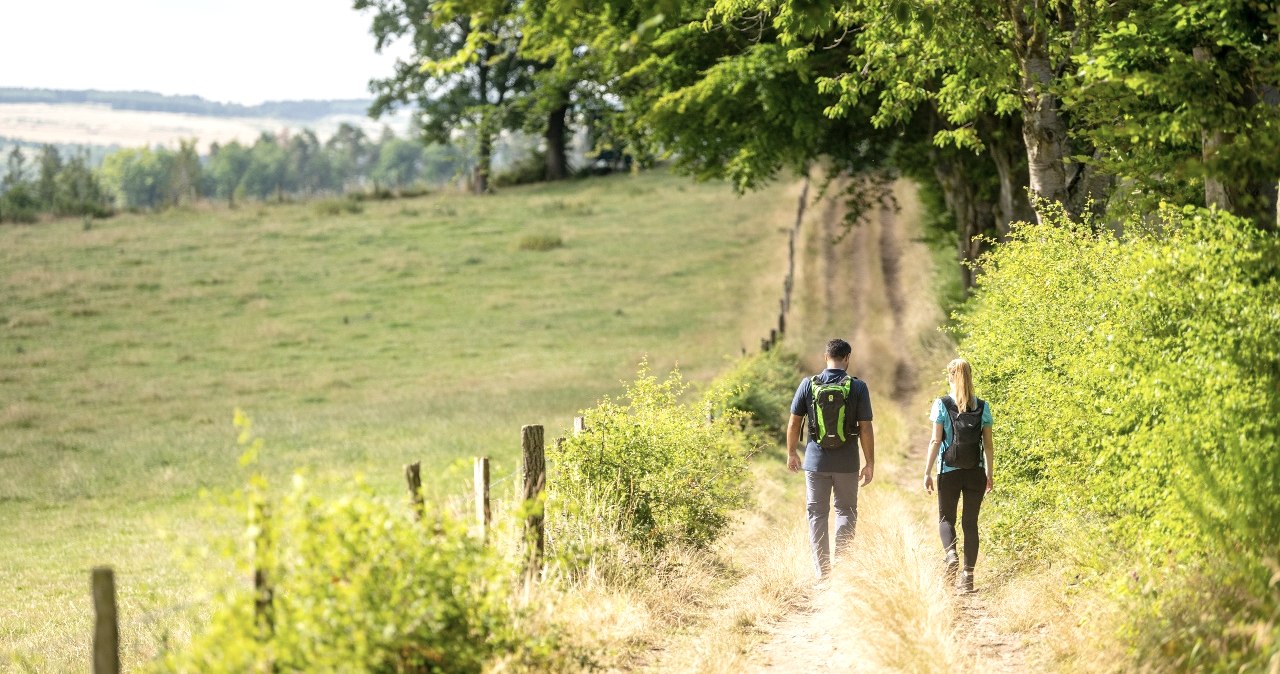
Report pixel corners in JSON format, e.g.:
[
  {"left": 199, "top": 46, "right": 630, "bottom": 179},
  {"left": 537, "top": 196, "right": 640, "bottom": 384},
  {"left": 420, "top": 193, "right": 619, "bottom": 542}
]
[{"left": 0, "top": 169, "right": 798, "bottom": 670}]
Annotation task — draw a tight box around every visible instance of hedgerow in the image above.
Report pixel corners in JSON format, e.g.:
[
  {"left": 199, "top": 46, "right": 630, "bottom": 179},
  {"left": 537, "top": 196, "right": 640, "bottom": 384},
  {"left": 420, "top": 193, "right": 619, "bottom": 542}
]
[{"left": 956, "top": 203, "right": 1280, "bottom": 670}]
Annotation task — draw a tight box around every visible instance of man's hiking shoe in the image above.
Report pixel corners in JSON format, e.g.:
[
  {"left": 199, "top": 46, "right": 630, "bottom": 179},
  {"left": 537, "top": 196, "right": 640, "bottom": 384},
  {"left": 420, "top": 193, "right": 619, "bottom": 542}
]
[
  {"left": 959, "top": 569, "right": 975, "bottom": 594},
  {"left": 944, "top": 550, "right": 959, "bottom": 586}
]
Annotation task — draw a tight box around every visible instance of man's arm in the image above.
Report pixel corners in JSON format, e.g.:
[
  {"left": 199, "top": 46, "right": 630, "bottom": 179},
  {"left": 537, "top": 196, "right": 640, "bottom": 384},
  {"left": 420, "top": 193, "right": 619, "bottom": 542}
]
[
  {"left": 858, "top": 420, "right": 875, "bottom": 486},
  {"left": 786, "top": 414, "right": 804, "bottom": 473}
]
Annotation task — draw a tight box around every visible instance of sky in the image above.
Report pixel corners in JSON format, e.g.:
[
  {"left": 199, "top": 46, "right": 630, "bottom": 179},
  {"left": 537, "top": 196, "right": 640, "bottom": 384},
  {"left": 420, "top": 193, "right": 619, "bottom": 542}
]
[{"left": 0, "top": 0, "right": 413, "bottom": 105}]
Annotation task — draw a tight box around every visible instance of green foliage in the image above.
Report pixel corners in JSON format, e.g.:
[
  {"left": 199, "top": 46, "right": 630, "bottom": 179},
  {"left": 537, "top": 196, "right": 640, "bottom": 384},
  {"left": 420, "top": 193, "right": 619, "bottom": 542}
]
[
  {"left": 548, "top": 362, "right": 753, "bottom": 555},
  {"left": 957, "top": 203, "right": 1280, "bottom": 669},
  {"left": 356, "top": 0, "right": 536, "bottom": 192},
  {"left": 1069, "top": 0, "right": 1280, "bottom": 225},
  {"left": 493, "top": 152, "right": 548, "bottom": 188},
  {"left": 158, "top": 415, "right": 557, "bottom": 673},
  {"left": 1, "top": 145, "right": 111, "bottom": 221},
  {"left": 712, "top": 348, "right": 804, "bottom": 443}
]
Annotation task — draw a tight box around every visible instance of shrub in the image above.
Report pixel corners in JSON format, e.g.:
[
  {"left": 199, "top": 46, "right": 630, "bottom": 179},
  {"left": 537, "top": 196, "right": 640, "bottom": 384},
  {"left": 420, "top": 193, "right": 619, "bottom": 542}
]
[
  {"left": 712, "top": 348, "right": 805, "bottom": 443},
  {"left": 158, "top": 414, "right": 558, "bottom": 673},
  {"left": 956, "top": 202, "right": 1280, "bottom": 669},
  {"left": 547, "top": 363, "right": 753, "bottom": 557},
  {"left": 517, "top": 233, "right": 564, "bottom": 252}
]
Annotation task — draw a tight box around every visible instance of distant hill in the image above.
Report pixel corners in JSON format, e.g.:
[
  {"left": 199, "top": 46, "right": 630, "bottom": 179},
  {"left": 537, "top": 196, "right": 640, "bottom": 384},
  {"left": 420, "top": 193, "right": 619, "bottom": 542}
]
[{"left": 0, "top": 87, "right": 372, "bottom": 121}]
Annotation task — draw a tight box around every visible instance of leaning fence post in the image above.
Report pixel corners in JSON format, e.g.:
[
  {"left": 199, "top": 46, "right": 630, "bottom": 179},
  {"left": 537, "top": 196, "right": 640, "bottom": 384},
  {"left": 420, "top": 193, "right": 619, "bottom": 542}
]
[
  {"left": 521, "top": 425, "right": 546, "bottom": 580},
  {"left": 92, "top": 567, "right": 119, "bottom": 674},
  {"left": 405, "top": 461, "right": 425, "bottom": 521},
  {"left": 474, "top": 456, "right": 490, "bottom": 542}
]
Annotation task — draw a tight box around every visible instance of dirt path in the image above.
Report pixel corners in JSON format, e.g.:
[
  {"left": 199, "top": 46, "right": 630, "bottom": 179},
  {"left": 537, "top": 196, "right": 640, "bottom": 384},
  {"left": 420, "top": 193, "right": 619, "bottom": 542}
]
[{"left": 748, "top": 184, "right": 1029, "bottom": 673}]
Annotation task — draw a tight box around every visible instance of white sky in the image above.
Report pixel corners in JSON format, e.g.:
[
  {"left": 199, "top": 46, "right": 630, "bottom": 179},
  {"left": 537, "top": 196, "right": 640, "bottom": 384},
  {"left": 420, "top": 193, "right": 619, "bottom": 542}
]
[{"left": 0, "top": 0, "right": 413, "bottom": 105}]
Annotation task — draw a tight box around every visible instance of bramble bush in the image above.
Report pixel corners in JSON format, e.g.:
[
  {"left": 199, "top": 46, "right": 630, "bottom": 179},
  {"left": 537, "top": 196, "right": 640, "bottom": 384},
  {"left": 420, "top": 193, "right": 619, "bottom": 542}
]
[
  {"left": 957, "top": 203, "right": 1279, "bottom": 670},
  {"left": 547, "top": 362, "right": 753, "bottom": 560},
  {"left": 157, "top": 413, "right": 560, "bottom": 673}
]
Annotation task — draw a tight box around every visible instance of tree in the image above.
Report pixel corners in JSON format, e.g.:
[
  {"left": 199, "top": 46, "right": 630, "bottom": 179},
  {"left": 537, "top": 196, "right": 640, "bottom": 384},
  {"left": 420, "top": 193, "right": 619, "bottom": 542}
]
[
  {"left": 1070, "top": 0, "right": 1280, "bottom": 228},
  {"left": 167, "top": 139, "right": 202, "bottom": 206},
  {"left": 240, "top": 134, "right": 289, "bottom": 202},
  {"left": 325, "top": 122, "right": 373, "bottom": 190},
  {"left": 54, "top": 150, "right": 111, "bottom": 217},
  {"left": 36, "top": 144, "right": 63, "bottom": 209},
  {"left": 99, "top": 147, "right": 168, "bottom": 209},
  {"left": 357, "top": 0, "right": 534, "bottom": 194},
  {"left": 207, "top": 141, "right": 253, "bottom": 207},
  {"left": 372, "top": 137, "right": 424, "bottom": 188},
  {"left": 1, "top": 146, "right": 39, "bottom": 223},
  {"left": 3, "top": 146, "right": 28, "bottom": 191}
]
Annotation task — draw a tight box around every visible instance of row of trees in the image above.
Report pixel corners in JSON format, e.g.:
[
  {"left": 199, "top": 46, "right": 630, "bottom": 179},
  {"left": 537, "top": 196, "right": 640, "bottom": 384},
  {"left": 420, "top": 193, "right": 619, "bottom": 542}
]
[
  {"left": 0, "top": 124, "right": 466, "bottom": 220},
  {"left": 0, "top": 145, "right": 111, "bottom": 222},
  {"left": 363, "top": 0, "right": 1278, "bottom": 285}
]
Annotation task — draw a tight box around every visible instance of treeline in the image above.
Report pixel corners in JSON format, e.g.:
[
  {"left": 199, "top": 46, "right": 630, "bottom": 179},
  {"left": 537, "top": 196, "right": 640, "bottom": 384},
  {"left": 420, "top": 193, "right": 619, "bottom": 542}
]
[
  {"left": 358, "top": 0, "right": 1278, "bottom": 286},
  {"left": 0, "top": 124, "right": 465, "bottom": 221},
  {"left": 0, "top": 87, "right": 371, "bottom": 120}
]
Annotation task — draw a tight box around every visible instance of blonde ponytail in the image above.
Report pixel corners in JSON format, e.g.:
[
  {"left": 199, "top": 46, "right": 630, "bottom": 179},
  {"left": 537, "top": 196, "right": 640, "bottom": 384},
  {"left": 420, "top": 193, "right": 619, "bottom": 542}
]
[{"left": 947, "top": 358, "right": 976, "bottom": 412}]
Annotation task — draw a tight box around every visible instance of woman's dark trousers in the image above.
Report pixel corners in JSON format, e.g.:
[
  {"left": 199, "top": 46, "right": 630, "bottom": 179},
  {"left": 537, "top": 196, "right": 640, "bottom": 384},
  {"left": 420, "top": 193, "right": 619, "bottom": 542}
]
[{"left": 937, "top": 467, "right": 985, "bottom": 569}]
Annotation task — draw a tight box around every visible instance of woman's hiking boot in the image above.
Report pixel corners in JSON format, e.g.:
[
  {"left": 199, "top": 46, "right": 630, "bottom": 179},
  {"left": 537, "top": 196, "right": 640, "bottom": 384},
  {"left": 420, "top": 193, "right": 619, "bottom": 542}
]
[
  {"left": 959, "top": 568, "right": 975, "bottom": 594},
  {"left": 944, "top": 549, "right": 959, "bottom": 586}
]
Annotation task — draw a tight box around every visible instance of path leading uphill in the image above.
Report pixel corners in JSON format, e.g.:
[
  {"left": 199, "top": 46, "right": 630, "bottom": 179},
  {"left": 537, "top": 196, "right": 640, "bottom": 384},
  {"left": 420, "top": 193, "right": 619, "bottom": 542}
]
[{"left": 748, "top": 181, "right": 1030, "bottom": 673}]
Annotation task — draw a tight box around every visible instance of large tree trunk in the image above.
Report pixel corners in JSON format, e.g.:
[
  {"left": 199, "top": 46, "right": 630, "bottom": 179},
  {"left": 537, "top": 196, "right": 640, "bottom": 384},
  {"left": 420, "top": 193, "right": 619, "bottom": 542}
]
[
  {"left": 544, "top": 103, "right": 570, "bottom": 181},
  {"left": 980, "top": 114, "right": 1034, "bottom": 236},
  {"left": 1193, "top": 47, "right": 1279, "bottom": 229},
  {"left": 1019, "top": 50, "right": 1070, "bottom": 221},
  {"left": 932, "top": 149, "right": 995, "bottom": 293}
]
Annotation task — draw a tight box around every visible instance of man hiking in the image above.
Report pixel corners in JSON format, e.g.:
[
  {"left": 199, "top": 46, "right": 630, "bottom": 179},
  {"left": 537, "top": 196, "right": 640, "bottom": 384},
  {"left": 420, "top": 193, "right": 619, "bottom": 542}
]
[{"left": 787, "top": 338, "right": 875, "bottom": 580}]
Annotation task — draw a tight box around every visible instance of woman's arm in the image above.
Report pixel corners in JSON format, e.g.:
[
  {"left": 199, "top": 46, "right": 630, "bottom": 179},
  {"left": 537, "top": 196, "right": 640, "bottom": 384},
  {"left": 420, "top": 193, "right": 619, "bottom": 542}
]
[
  {"left": 923, "top": 422, "right": 944, "bottom": 494},
  {"left": 983, "top": 426, "right": 995, "bottom": 492}
]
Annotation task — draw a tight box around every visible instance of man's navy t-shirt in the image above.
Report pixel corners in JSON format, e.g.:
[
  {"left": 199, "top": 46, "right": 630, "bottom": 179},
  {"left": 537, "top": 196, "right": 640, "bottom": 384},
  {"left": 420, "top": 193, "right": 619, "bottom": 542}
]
[{"left": 791, "top": 368, "right": 873, "bottom": 473}]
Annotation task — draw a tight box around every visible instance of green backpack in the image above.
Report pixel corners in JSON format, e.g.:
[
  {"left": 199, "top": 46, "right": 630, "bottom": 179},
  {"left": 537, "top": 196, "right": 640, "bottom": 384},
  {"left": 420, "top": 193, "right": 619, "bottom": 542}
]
[{"left": 808, "top": 374, "right": 861, "bottom": 449}]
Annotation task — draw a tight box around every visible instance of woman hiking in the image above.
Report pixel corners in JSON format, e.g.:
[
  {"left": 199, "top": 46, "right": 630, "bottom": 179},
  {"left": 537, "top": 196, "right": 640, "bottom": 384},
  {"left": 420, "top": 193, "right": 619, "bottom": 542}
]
[{"left": 923, "top": 357, "right": 994, "bottom": 593}]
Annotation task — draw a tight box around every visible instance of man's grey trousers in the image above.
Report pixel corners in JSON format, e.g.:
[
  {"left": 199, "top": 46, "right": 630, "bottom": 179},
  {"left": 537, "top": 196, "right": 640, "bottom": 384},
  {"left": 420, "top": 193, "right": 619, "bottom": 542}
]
[{"left": 805, "top": 470, "right": 859, "bottom": 579}]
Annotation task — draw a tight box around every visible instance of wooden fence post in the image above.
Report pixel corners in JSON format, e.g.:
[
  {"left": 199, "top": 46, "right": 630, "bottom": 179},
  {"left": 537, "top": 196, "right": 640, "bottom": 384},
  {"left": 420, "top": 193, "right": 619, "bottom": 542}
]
[
  {"left": 521, "top": 425, "right": 546, "bottom": 580},
  {"left": 572, "top": 415, "right": 586, "bottom": 436},
  {"left": 405, "top": 461, "right": 424, "bottom": 521},
  {"left": 474, "top": 456, "right": 490, "bottom": 541},
  {"left": 92, "top": 566, "right": 119, "bottom": 674}
]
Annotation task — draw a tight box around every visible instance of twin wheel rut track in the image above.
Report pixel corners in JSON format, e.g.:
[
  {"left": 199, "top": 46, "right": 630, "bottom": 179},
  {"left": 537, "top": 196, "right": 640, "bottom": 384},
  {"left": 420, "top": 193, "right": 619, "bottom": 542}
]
[{"left": 747, "top": 184, "right": 1028, "bottom": 673}]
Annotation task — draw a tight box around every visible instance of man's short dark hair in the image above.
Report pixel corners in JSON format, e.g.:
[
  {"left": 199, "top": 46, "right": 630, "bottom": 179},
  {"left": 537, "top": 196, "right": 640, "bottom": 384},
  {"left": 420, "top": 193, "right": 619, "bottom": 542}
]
[{"left": 825, "top": 338, "right": 852, "bottom": 360}]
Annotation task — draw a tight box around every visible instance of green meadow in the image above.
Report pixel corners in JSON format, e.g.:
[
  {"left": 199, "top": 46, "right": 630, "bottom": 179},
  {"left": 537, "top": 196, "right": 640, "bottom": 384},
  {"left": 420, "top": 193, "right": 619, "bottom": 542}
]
[{"left": 0, "top": 170, "right": 797, "bottom": 669}]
